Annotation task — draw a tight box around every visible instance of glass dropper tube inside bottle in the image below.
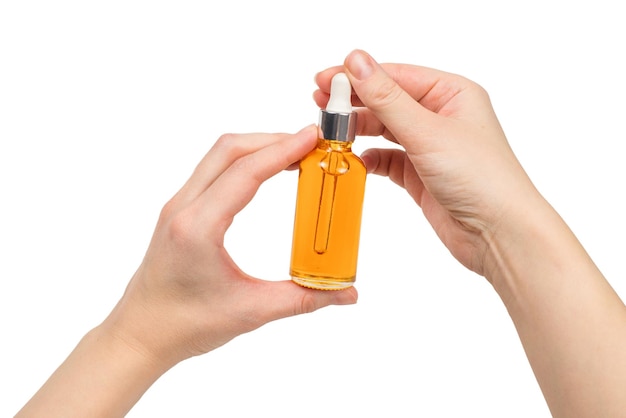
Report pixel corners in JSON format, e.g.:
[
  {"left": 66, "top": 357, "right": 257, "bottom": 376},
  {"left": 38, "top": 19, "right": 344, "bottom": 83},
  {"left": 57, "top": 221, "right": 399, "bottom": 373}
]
[
  {"left": 290, "top": 138, "right": 366, "bottom": 289},
  {"left": 290, "top": 72, "right": 366, "bottom": 290}
]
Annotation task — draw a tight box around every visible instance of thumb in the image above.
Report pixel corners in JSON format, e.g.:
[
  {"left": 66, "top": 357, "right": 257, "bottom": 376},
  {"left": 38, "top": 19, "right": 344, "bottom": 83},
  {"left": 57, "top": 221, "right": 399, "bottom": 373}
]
[
  {"left": 343, "top": 50, "right": 437, "bottom": 151},
  {"left": 256, "top": 281, "right": 358, "bottom": 324}
]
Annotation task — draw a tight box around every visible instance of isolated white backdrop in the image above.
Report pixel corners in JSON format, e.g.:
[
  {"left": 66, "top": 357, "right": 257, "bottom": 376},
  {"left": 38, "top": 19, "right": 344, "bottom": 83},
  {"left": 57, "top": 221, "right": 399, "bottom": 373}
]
[{"left": 1, "top": 1, "right": 625, "bottom": 416}]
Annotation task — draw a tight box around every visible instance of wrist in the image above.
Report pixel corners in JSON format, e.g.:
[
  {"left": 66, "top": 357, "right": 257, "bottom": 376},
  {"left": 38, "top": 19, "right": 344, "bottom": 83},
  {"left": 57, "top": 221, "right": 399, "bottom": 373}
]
[
  {"left": 479, "top": 186, "right": 626, "bottom": 417},
  {"left": 100, "top": 289, "right": 186, "bottom": 374},
  {"left": 481, "top": 191, "right": 566, "bottom": 298},
  {"left": 96, "top": 316, "right": 175, "bottom": 379},
  {"left": 16, "top": 321, "right": 171, "bottom": 417},
  {"left": 480, "top": 187, "right": 605, "bottom": 314}
]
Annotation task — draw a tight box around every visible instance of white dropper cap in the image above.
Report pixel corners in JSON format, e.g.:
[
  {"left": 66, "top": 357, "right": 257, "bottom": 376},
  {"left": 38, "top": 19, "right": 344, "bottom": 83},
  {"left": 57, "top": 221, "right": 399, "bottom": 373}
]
[
  {"left": 326, "top": 72, "right": 353, "bottom": 114},
  {"left": 319, "top": 72, "right": 357, "bottom": 142}
]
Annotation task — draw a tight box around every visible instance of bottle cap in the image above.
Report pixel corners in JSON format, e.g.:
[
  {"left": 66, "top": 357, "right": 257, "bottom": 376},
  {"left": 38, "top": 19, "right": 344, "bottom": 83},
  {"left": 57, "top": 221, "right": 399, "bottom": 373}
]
[{"left": 319, "top": 73, "right": 357, "bottom": 142}]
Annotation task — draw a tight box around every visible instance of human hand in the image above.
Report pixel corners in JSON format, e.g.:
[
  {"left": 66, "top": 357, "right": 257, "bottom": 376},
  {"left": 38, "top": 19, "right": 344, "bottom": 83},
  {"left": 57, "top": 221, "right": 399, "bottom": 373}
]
[
  {"left": 103, "top": 126, "right": 358, "bottom": 369},
  {"left": 315, "top": 50, "right": 541, "bottom": 277},
  {"left": 314, "top": 51, "right": 626, "bottom": 418},
  {"left": 16, "top": 126, "right": 357, "bottom": 417}
]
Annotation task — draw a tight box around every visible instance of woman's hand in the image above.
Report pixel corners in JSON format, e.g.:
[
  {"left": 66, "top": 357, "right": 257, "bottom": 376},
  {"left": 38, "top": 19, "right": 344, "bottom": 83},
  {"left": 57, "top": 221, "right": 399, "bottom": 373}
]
[
  {"left": 315, "top": 50, "right": 539, "bottom": 277},
  {"left": 17, "top": 126, "right": 357, "bottom": 418},
  {"left": 316, "top": 49, "right": 626, "bottom": 418},
  {"left": 107, "top": 125, "right": 358, "bottom": 367}
]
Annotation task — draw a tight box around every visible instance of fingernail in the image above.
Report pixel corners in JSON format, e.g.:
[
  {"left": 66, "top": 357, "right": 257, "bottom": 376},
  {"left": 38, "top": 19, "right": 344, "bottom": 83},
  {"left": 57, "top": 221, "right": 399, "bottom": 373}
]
[
  {"left": 345, "top": 49, "right": 375, "bottom": 80},
  {"left": 360, "top": 150, "right": 376, "bottom": 173},
  {"left": 360, "top": 155, "right": 373, "bottom": 173}
]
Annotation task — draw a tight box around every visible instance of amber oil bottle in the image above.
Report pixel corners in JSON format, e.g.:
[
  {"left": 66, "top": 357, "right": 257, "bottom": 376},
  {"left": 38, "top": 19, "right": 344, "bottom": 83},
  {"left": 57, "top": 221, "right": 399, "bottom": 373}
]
[{"left": 290, "top": 73, "right": 366, "bottom": 290}]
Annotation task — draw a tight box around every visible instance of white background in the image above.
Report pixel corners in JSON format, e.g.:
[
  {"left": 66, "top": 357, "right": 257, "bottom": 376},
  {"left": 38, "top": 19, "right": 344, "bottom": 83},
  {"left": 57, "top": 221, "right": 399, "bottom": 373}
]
[{"left": 1, "top": 1, "right": 625, "bottom": 416}]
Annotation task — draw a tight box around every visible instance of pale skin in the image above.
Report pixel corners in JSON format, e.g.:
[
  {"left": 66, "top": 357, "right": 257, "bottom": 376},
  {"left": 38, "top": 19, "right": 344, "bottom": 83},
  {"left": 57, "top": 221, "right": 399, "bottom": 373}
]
[
  {"left": 314, "top": 50, "right": 626, "bottom": 417},
  {"left": 16, "top": 126, "right": 358, "bottom": 417},
  {"left": 17, "top": 49, "right": 626, "bottom": 417}
]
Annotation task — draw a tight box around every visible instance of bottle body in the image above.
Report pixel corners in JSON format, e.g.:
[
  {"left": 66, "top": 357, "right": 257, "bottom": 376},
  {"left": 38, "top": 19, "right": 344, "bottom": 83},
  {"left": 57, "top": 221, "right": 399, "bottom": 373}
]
[{"left": 290, "top": 138, "right": 366, "bottom": 290}]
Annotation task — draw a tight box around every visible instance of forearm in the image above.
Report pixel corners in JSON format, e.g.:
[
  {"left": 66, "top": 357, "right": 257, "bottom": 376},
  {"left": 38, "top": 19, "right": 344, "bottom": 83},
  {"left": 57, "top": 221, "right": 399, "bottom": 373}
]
[
  {"left": 15, "top": 322, "right": 170, "bottom": 418},
  {"left": 485, "top": 193, "right": 626, "bottom": 417}
]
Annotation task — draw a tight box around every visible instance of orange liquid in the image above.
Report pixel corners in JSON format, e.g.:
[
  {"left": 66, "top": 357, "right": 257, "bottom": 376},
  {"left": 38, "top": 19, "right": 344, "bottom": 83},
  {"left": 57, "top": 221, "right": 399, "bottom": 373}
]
[{"left": 290, "top": 139, "right": 366, "bottom": 290}]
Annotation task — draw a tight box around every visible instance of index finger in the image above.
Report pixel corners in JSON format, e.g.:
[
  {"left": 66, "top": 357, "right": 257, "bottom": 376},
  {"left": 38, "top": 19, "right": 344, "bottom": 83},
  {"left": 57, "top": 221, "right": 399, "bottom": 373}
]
[
  {"left": 194, "top": 125, "right": 318, "bottom": 235},
  {"left": 314, "top": 61, "right": 466, "bottom": 112}
]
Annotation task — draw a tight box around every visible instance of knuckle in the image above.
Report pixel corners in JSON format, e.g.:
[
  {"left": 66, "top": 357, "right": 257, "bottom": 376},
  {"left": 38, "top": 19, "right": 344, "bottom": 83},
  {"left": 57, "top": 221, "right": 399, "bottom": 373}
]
[
  {"left": 158, "top": 197, "right": 177, "bottom": 223},
  {"left": 369, "top": 76, "right": 404, "bottom": 109},
  {"left": 464, "top": 76, "right": 488, "bottom": 98},
  {"left": 230, "top": 153, "right": 264, "bottom": 186},
  {"left": 166, "top": 207, "right": 202, "bottom": 250},
  {"left": 155, "top": 201, "right": 179, "bottom": 242},
  {"left": 297, "top": 293, "right": 319, "bottom": 315},
  {"left": 215, "top": 132, "right": 236, "bottom": 146},
  {"left": 454, "top": 74, "right": 490, "bottom": 102},
  {"left": 214, "top": 133, "right": 245, "bottom": 160}
]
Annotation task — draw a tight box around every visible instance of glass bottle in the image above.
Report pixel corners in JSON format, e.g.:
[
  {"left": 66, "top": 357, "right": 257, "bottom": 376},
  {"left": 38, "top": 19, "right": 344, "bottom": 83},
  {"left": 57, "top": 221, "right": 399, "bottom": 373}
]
[{"left": 290, "top": 73, "right": 366, "bottom": 290}]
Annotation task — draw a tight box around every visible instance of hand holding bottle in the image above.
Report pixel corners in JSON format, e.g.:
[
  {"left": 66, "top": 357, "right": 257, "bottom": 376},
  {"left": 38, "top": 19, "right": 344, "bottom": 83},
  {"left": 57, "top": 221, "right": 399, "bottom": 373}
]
[
  {"left": 16, "top": 127, "right": 358, "bottom": 417},
  {"left": 315, "top": 49, "right": 626, "bottom": 418},
  {"left": 315, "top": 50, "right": 539, "bottom": 277},
  {"left": 110, "top": 126, "right": 357, "bottom": 362}
]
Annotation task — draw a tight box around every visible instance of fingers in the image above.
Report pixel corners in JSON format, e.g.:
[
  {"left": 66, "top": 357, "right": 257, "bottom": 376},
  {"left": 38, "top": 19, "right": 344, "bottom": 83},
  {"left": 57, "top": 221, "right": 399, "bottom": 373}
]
[
  {"left": 361, "top": 148, "right": 427, "bottom": 203},
  {"left": 316, "top": 51, "right": 434, "bottom": 148},
  {"left": 252, "top": 281, "right": 358, "bottom": 325},
  {"left": 226, "top": 280, "right": 357, "bottom": 336},
  {"left": 314, "top": 50, "right": 474, "bottom": 148},
  {"left": 315, "top": 59, "right": 465, "bottom": 111},
  {"left": 196, "top": 125, "right": 317, "bottom": 233},
  {"left": 361, "top": 148, "right": 412, "bottom": 186},
  {"left": 345, "top": 51, "right": 441, "bottom": 144},
  {"left": 174, "top": 127, "right": 314, "bottom": 207}
]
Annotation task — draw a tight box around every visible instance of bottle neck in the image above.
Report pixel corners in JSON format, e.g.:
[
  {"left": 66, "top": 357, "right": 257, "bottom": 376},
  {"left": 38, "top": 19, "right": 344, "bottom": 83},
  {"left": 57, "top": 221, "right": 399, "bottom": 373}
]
[
  {"left": 318, "top": 109, "right": 357, "bottom": 142},
  {"left": 317, "top": 138, "right": 353, "bottom": 152}
]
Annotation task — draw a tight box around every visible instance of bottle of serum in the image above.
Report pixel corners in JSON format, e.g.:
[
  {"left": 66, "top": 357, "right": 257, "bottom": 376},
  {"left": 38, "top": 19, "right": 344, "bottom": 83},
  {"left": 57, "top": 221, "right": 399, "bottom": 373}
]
[{"left": 290, "top": 73, "right": 366, "bottom": 290}]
